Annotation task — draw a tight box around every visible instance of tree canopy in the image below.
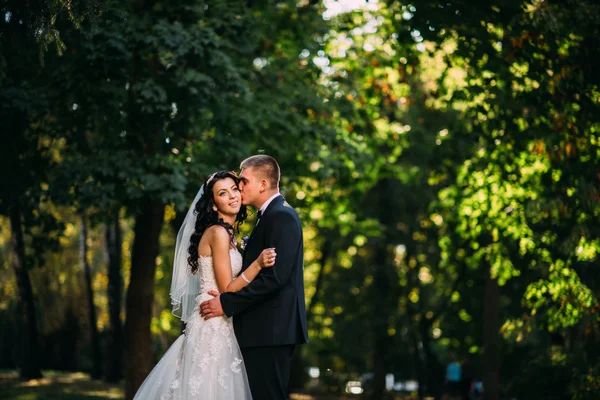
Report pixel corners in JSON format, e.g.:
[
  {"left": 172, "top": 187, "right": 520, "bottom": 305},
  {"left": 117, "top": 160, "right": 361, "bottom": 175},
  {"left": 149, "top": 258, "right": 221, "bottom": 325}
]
[{"left": 1, "top": 0, "right": 599, "bottom": 399}]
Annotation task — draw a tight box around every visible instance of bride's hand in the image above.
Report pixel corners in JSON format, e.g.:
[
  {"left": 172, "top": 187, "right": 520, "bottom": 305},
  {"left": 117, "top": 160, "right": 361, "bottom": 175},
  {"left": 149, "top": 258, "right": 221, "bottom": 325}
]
[{"left": 257, "top": 248, "right": 277, "bottom": 268}]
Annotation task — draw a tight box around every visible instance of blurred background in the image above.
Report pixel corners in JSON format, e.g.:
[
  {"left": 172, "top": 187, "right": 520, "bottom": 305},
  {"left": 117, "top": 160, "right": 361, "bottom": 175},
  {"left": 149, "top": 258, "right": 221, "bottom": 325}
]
[{"left": 1, "top": 0, "right": 599, "bottom": 399}]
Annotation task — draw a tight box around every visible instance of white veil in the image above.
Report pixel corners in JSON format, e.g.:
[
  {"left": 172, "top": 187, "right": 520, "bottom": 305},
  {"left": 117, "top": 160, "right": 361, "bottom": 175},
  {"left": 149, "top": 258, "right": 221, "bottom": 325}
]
[{"left": 169, "top": 185, "right": 205, "bottom": 323}]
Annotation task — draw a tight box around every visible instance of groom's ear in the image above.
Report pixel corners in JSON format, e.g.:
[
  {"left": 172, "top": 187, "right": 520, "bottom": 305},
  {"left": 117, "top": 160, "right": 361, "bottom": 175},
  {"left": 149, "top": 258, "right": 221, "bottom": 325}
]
[{"left": 259, "top": 178, "right": 268, "bottom": 192}]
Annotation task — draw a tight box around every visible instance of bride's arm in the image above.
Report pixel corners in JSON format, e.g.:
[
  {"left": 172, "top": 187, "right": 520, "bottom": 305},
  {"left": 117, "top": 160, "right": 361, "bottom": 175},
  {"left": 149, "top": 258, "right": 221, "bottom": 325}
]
[
  {"left": 220, "top": 209, "right": 301, "bottom": 317},
  {"left": 209, "top": 225, "right": 275, "bottom": 293}
]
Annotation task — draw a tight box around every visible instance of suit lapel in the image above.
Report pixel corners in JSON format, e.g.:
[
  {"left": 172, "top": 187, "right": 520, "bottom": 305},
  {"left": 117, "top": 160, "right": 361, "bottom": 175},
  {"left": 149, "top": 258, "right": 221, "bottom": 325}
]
[
  {"left": 248, "top": 217, "right": 261, "bottom": 241},
  {"left": 263, "top": 194, "right": 284, "bottom": 215},
  {"left": 248, "top": 195, "right": 283, "bottom": 241},
  {"left": 242, "top": 195, "right": 284, "bottom": 268}
]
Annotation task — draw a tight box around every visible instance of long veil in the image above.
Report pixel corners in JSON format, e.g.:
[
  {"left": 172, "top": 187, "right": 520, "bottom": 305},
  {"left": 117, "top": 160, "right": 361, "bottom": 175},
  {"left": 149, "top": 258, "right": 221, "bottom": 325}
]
[{"left": 169, "top": 185, "right": 205, "bottom": 323}]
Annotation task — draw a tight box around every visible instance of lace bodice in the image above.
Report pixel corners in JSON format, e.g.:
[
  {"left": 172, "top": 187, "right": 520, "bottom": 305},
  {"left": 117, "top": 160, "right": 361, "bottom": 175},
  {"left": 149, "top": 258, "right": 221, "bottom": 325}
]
[{"left": 196, "top": 248, "right": 243, "bottom": 293}]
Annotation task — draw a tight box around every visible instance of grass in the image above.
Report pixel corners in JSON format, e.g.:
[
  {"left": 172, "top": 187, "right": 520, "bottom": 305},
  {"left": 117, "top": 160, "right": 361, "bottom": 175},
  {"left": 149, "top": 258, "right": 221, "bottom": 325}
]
[
  {"left": 0, "top": 371, "right": 333, "bottom": 400},
  {"left": 0, "top": 370, "right": 124, "bottom": 400},
  {"left": 0, "top": 370, "right": 395, "bottom": 399}
]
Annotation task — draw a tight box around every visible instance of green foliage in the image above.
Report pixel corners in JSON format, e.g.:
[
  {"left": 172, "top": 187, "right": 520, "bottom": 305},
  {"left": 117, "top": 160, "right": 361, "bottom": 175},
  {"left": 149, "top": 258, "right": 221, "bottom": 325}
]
[
  {"left": 503, "top": 346, "right": 572, "bottom": 400},
  {"left": 1, "top": 0, "right": 600, "bottom": 397},
  {"left": 571, "top": 362, "right": 600, "bottom": 400}
]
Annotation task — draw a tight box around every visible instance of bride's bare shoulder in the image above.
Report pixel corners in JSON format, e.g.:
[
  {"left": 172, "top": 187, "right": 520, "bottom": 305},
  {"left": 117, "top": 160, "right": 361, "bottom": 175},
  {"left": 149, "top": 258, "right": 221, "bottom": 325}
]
[{"left": 204, "top": 225, "right": 230, "bottom": 244}]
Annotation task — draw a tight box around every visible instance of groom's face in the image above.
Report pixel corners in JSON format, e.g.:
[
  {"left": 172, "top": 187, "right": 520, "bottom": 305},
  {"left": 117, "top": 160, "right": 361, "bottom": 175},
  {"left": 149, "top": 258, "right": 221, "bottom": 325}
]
[{"left": 239, "top": 167, "right": 260, "bottom": 207}]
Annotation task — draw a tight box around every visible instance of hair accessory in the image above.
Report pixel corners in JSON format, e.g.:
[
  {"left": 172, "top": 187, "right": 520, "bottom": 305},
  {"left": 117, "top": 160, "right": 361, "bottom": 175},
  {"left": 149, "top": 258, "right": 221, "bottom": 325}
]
[{"left": 207, "top": 172, "right": 218, "bottom": 184}]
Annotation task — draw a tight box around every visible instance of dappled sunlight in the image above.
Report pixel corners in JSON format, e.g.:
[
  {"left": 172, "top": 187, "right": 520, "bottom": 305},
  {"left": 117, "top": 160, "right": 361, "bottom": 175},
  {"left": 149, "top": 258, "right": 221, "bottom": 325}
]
[
  {"left": 323, "top": 0, "right": 379, "bottom": 20},
  {"left": 1, "top": 371, "right": 124, "bottom": 399},
  {"left": 63, "top": 387, "right": 124, "bottom": 399},
  {"left": 1, "top": 0, "right": 599, "bottom": 399},
  {"left": 54, "top": 371, "right": 89, "bottom": 383}
]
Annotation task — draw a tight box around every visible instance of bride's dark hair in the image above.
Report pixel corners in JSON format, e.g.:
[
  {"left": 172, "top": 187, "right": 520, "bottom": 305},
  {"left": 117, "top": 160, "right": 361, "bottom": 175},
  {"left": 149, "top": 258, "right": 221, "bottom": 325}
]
[{"left": 187, "top": 170, "right": 247, "bottom": 273}]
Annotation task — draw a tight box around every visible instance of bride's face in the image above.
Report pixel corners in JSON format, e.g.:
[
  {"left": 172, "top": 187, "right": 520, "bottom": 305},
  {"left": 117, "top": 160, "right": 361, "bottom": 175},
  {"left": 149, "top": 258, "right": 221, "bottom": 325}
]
[{"left": 212, "top": 177, "right": 241, "bottom": 216}]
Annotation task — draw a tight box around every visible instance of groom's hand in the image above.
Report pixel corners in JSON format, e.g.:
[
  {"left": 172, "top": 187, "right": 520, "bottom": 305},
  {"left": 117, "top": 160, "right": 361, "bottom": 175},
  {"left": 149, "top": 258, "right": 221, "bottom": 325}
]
[{"left": 199, "top": 290, "right": 224, "bottom": 320}]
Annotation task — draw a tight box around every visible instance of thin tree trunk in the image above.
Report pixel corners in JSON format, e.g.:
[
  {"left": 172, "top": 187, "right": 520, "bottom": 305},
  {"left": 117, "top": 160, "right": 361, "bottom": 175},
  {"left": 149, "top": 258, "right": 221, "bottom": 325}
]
[
  {"left": 9, "top": 203, "right": 43, "bottom": 380},
  {"left": 482, "top": 272, "right": 501, "bottom": 400},
  {"left": 371, "top": 336, "right": 388, "bottom": 400},
  {"left": 125, "top": 199, "right": 165, "bottom": 400},
  {"left": 105, "top": 212, "right": 124, "bottom": 382},
  {"left": 80, "top": 211, "right": 103, "bottom": 379},
  {"left": 306, "top": 237, "right": 333, "bottom": 321},
  {"left": 370, "top": 242, "right": 392, "bottom": 400},
  {"left": 169, "top": 210, "right": 186, "bottom": 235},
  {"left": 410, "top": 331, "right": 425, "bottom": 400},
  {"left": 421, "top": 325, "right": 442, "bottom": 398}
]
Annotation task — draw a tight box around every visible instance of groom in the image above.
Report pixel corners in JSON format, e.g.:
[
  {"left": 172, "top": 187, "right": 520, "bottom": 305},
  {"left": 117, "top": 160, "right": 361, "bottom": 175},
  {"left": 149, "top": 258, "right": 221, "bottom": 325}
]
[{"left": 200, "top": 155, "right": 309, "bottom": 399}]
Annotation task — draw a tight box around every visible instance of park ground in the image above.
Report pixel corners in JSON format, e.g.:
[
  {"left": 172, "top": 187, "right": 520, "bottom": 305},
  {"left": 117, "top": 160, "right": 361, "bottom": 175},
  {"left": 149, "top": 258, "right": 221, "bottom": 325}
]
[{"left": 0, "top": 370, "right": 425, "bottom": 400}]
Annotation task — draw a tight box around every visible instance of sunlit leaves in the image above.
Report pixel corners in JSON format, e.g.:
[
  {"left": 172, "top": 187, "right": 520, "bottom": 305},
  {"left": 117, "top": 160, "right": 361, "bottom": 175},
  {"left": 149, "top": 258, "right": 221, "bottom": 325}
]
[{"left": 525, "top": 268, "right": 595, "bottom": 331}]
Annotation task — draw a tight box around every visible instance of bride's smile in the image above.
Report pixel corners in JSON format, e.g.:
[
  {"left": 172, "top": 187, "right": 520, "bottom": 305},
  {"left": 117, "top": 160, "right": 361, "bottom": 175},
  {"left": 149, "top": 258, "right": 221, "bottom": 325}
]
[{"left": 212, "top": 177, "right": 242, "bottom": 217}]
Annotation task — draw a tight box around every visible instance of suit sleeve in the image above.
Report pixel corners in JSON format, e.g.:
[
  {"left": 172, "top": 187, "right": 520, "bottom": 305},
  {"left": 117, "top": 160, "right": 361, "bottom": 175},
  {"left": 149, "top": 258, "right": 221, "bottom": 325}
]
[{"left": 221, "top": 210, "right": 301, "bottom": 317}]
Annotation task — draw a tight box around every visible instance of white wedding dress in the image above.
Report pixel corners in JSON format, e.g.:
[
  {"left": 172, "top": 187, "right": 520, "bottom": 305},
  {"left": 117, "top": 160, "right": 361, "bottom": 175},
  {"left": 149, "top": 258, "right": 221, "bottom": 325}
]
[{"left": 133, "top": 248, "right": 252, "bottom": 399}]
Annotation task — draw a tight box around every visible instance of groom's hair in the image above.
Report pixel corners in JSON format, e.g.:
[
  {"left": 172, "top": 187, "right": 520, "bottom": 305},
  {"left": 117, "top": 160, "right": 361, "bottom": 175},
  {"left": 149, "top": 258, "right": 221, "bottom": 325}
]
[{"left": 240, "top": 155, "right": 280, "bottom": 189}]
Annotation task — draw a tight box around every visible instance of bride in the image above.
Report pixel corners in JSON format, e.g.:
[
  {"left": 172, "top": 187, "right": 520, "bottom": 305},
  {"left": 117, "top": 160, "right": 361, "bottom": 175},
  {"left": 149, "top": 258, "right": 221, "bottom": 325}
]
[{"left": 133, "top": 170, "right": 276, "bottom": 400}]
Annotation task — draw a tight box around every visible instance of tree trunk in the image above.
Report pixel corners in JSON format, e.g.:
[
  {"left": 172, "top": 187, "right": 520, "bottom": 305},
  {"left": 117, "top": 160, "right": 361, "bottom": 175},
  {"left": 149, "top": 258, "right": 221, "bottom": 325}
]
[
  {"left": 9, "top": 203, "right": 43, "bottom": 380},
  {"left": 371, "top": 336, "right": 388, "bottom": 400},
  {"left": 80, "top": 211, "right": 103, "bottom": 379},
  {"left": 169, "top": 209, "right": 186, "bottom": 234},
  {"left": 125, "top": 199, "right": 165, "bottom": 399},
  {"left": 410, "top": 331, "right": 425, "bottom": 400},
  {"left": 369, "top": 242, "right": 392, "bottom": 400},
  {"left": 105, "top": 212, "right": 124, "bottom": 382},
  {"left": 420, "top": 320, "right": 444, "bottom": 398},
  {"left": 307, "top": 237, "right": 333, "bottom": 321},
  {"left": 420, "top": 326, "right": 432, "bottom": 397},
  {"left": 482, "top": 273, "right": 501, "bottom": 400}
]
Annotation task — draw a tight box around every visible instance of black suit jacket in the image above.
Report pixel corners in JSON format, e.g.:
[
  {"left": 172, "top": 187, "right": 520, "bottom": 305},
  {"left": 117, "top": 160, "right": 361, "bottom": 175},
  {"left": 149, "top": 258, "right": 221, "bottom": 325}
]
[{"left": 221, "top": 195, "right": 309, "bottom": 348}]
